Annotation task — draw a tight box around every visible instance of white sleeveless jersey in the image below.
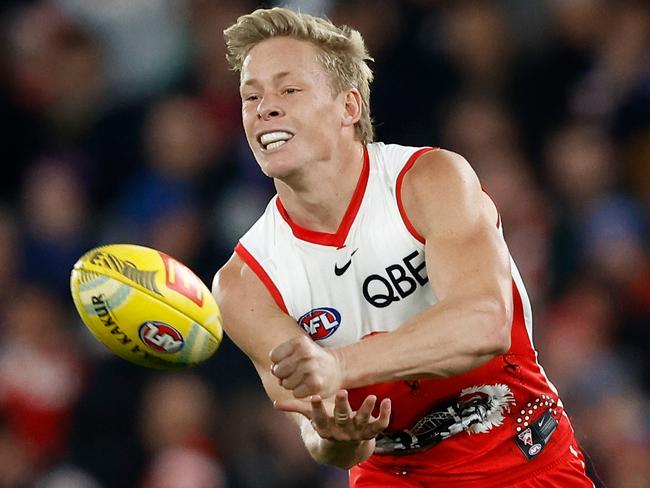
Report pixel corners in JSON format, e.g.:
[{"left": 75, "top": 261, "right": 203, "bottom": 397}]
[
  {"left": 237, "top": 142, "right": 533, "bottom": 345},
  {"left": 237, "top": 143, "right": 444, "bottom": 345},
  {"left": 235, "top": 142, "right": 576, "bottom": 476}
]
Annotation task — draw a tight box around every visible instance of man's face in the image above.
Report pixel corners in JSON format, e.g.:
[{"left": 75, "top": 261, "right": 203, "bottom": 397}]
[{"left": 240, "top": 37, "right": 348, "bottom": 179}]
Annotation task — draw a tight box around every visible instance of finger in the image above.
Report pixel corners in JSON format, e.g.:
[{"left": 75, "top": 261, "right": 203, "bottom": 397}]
[
  {"left": 333, "top": 390, "right": 352, "bottom": 425},
  {"left": 353, "top": 395, "right": 377, "bottom": 426},
  {"left": 271, "top": 357, "right": 297, "bottom": 380},
  {"left": 371, "top": 398, "right": 392, "bottom": 433},
  {"left": 293, "top": 381, "right": 316, "bottom": 399},
  {"left": 269, "top": 339, "right": 297, "bottom": 363},
  {"left": 309, "top": 395, "right": 329, "bottom": 430},
  {"left": 279, "top": 370, "right": 306, "bottom": 391},
  {"left": 273, "top": 398, "right": 313, "bottom": 418}
]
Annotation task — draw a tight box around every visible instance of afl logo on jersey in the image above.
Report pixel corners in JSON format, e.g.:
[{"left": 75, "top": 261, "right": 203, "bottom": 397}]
[{"left": 298, "top": 307, "right": 341, "bottom": 340}]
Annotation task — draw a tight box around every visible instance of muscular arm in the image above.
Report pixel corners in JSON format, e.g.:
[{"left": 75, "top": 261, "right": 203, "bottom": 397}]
[
  {"left": 212, "top": 256, "right": 388, "bottom": 468},
  {"left": 271, "top": 149, "right": 514, "bottom": 396},
  {"left": 337, "top": 149, "right": 513, "bottom": 386}
]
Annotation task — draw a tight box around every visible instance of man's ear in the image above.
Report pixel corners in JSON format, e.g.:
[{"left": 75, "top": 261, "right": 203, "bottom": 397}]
[{"left": 341, "top": 88, "right": 362, "bottom": 128}]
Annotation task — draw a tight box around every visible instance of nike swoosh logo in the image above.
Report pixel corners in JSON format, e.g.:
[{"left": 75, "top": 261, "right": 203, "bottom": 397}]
[{"left": 334, "top": 248, "right": 358, "bottom": 276}]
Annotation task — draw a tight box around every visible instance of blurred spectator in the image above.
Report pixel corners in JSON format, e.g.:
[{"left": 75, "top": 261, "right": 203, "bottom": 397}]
[
  {"left": 579, "top": 390, "right": 650, "bottom": 488},
  {"left": 144, "top": 96, "right": 219, "bottom": 181},
  {"left": 139, "top": 373, "right": 226, "bottom": 488},
  {"left": 538, "top": 275, "right": 650, "bottom": 486},
  {"left": 67, "top": 358, "right": 150, "bottom": 487},
  {"left": 106, "top": 96, "right": 219, "bottom": 250},
  {"left": 20, "top": 158, "right": 93, "bottom": 299},
  {"left": 582, "top": 194, "right": 648, "bottom": 286},
  {"left": 0, "top": 286, "right": 85, "bottom": 471},
  {"left": 52, "top": 0, "right": 189, "bottom": 103},
  {"left": 440, "top": 0, "right": 515, "bottom": 97},
  {"left": 545, "top": 123, "right": 617, "bottom": 213},
  {"left": 6, "top": 3, "right": 106, "bottom": 139},
  {"left": 342, "top": 0, "right": 459, "bottom": 145},
  {"left": 442, "top": 95, "right": 520, "bottom": 167},
  {"left": 539, "top": 277, "right": 627, "bottom": 402},
  {"left": 185, "top": 0, "right": 253, "bottom": 145},
  {"left": 582, "top": 195, "right": 650, "bottom": 390},
  {"left": 544, "top": 122, "right": 619, "bottom": 293},
  {"left": 508, "top": 0, "right": 603, "bottom": 157},
  {"left": 571, "top": 0, "right": 650, "bottom": 123}
]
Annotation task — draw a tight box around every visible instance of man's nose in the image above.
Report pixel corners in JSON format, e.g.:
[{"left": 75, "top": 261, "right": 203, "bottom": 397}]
[{"left": 257, "top": 96, "right": 284, "bottom": 120}]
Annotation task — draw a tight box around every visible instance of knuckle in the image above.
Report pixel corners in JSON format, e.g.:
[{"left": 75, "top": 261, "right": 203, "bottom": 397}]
[
  {"left": 294, "top": 386, "right": 306, "bottom": 398},
  {"left": 309, "top": 374, "right": 323, "bottom": 391},
  {"left": 295, "top": 335, "right": 311, "bottom": 350},
  {"left": 295, "top": 347, "right": 311, "bottom": 362}
]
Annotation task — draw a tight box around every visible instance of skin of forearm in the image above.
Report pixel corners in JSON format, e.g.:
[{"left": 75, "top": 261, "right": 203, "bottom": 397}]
[
  {"left": 335, "top": 295, "right": 511, "bottom": 389},
  {"left": 301, "top": 421, "right": 376, "bottom": 469}
]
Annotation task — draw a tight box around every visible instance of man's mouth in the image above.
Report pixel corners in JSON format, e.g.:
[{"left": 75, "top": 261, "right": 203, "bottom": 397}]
[{"left": 259, "top": 131, "right": 294, "bottom": 151}]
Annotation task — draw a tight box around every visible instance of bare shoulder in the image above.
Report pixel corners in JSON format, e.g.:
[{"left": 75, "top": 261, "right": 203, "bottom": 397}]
[
  {"left": 401, "top": 148, "right": 495, "bottom": 239},
  {"left": 212, "top": 253, "right": 255, "bottom": 309},
  {"left": 212, "top": 252, "right": 284, "bottom": 327},
  {"left": 402, "top": 149, "right": 482, "bottom": 211},
  {"left": 212, "top": 253, "right": 303, "bottom": 368},
  {"left": 407, "top": 148, "right": 477, "bottom": 180}
]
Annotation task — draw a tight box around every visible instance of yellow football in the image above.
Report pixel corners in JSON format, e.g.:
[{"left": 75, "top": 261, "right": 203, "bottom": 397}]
[{"left": 70, "top": 244, "right": 222, "bottom": 369}]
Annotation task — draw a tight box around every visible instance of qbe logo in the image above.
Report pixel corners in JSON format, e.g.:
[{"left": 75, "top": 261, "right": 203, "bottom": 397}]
[
  {"left": 138, "top": 321, "right": 185, "bottom": 353},
  {"left": 298, "top": 307, "right": 341, "bottom": 340}
]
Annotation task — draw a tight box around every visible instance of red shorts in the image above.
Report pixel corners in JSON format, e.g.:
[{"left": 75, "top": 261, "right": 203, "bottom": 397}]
[{"left": 349, "top": 444, "right": 595, "bottom": 488}]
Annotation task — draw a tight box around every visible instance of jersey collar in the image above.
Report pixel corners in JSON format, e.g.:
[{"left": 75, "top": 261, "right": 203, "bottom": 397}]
[{"left": 275, "top": 145, "right": 370, "bottom": 248}]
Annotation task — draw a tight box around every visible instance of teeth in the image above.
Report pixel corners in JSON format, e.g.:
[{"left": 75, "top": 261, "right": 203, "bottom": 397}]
[
  {"left": 266, "top": 140, "right": 287, "bottom": 150},
  {"left": 260, "top": 131, "right": 293, "bottom": 145}
]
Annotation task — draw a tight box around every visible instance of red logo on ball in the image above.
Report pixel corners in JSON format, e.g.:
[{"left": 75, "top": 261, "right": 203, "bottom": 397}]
[
  {"left": 138, "top": 321, "right": 185, "bottom": 353},
  {"left": 159, "top": 253, "right": 204, "bottom": 307}
]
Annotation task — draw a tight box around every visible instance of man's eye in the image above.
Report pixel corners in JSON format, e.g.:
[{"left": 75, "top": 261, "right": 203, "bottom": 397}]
[
  {"left": 283, "top": 88, "right": 300, "bottom": 94},
  {"left": 244, "top": 95, "right": 259, "bottom": 101}
]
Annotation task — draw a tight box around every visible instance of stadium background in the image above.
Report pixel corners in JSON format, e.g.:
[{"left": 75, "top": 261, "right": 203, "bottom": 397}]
[{"left": 0, "top": 0, "right": 648, "bottom": 486}]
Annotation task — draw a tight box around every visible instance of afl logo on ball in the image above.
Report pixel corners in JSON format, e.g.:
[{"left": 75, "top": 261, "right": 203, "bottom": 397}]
[
  {"left": 298, "top": 307, "right": 341, "bottom": 340},
  {"left": 138, "top": 321, "right": 184, "bottom": 353}
]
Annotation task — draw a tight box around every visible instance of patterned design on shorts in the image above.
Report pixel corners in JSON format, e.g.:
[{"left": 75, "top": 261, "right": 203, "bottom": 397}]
[{"left": 375, "top": 383, "right": 515, "bottom": 454}]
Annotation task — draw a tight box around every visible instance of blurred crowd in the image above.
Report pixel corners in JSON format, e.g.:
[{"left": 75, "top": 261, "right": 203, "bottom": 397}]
[{"left": 0, "top": 0, "right": 648, "bottom": 487}]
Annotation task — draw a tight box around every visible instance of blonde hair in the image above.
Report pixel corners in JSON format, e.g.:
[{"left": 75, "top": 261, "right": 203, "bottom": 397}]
[{"left": 224, "top": 7, "right": 375, "bottom": 144}]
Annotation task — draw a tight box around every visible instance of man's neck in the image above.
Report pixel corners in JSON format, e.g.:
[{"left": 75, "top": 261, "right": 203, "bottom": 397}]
[{"left": 275, "top": 141, "right": 365, "bottom": 233}]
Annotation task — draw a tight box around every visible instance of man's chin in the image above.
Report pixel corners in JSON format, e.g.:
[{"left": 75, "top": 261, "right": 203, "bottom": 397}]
[
  {"left": 256, "top": 154, "right": 299, "bottom": 180},
  {"left": 263, "top": 166, "right": 298, "bottom": 181}
]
